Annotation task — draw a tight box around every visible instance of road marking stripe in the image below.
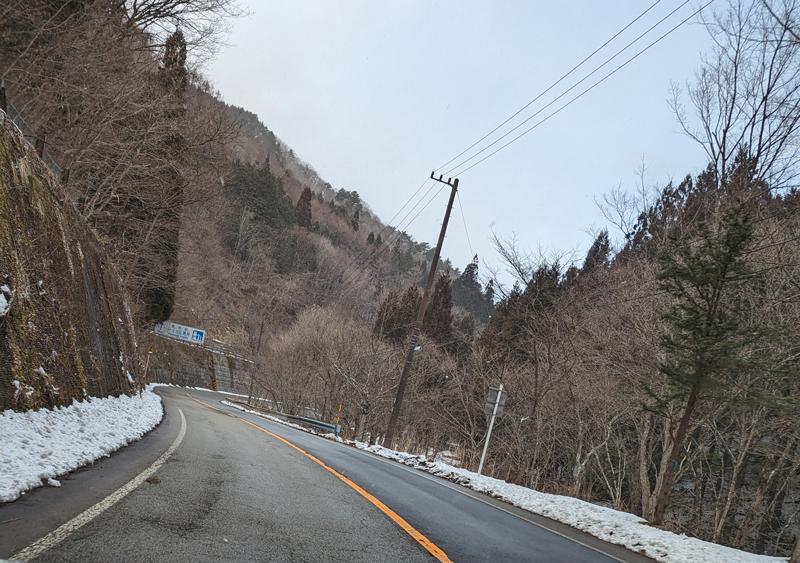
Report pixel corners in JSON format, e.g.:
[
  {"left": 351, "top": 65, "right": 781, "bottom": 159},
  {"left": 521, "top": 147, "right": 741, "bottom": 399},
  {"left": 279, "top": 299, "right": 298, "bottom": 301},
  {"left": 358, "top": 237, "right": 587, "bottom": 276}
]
[
  {"left": 12, "top": 407, "right": 187, "bottom": 562},
  {"left": 212, "top": 394, "right": 640, "bottom": 563},
  {"left": 189, "top": 395, "right": 454, "bottom": 563},
  {"left": 349, "top": 447, "right": 632, "bottom": 563}
]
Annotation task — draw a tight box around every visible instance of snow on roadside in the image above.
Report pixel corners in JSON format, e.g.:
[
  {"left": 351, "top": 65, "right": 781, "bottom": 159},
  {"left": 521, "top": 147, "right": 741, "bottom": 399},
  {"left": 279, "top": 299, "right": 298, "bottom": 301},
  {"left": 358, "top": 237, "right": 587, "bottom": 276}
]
[
  {"left": 149, "top": 383, "right": 250, "bottom": 400},
  {"left": 220, "top": 400, "right": 310, "bottom": 433},
  {"left": 351, "top": 442, "right": 787, "bottom": 563},
  {"left": 219, "top": 396, "right": 786, "bottom": 563},
  {"left": 0, "top": 389, "right": 163, "bottom": 503}
]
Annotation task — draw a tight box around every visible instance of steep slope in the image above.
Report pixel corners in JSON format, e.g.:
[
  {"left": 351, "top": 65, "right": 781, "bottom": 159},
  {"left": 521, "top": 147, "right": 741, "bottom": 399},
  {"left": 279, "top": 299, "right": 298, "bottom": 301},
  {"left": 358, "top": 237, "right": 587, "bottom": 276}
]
[{"left": 0, "top": 114, "right": 140, "bottom": 411}]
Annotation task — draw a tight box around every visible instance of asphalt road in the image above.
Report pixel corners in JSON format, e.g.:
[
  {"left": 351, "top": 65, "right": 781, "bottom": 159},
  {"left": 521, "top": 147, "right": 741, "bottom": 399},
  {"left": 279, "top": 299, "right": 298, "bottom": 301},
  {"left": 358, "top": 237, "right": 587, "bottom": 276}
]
[{"left": 0, "top": 387, "right": 655, "bottom": 563}]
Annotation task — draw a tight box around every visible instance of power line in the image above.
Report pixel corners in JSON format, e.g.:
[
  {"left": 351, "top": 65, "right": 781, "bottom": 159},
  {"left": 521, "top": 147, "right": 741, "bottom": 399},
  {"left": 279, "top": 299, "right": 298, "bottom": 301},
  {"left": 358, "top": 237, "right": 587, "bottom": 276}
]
[
  {"left": 495, "top": 231, "right": 800, "bottom": 311},
  {"left": 457, "top": 190, "right": 474, "bottom": 258},
  {"left": 324, "top": 176, "right": 434, "bottom": 290},
  {"left": 449, "top": 0, "right": 715, "bottom": 178},
  {"left": 331, "top": 172, "right": 462, "bottom": 290},
  {"left": 642, "top": 204, "right": 800, "bottom": 252},
  {"left": 332, "top": 178, "right": 441, "bottom": 289},
  {"left": 337, "top": 181, "right": 452, "bottom": 293},
  {"left": 435, "top": 0, "right": 667, "bottom": 173},
  {"left": 329, "top": 2, "right": 703, "bottom": 296},
  {"left": 337, "top": 182, "right": 450, "bottom": 293},
  {"left": 437, "top": 0, "right": 672, "bottom": 174},
  {"left": 744, "top": 233, "right": 800, "bottom": 255},
  {"left": 329, "top": 2, "right": 715, "bottom": 299},
  {"left": 600, "top": 237, "right": 800, "bottom": 307}
]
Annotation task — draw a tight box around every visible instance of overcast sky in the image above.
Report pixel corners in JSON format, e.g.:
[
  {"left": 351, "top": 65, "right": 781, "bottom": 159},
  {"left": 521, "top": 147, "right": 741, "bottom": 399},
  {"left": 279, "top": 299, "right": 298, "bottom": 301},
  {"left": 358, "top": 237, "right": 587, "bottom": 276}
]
[{"left": 207, "top": 1, "right": 715, "bottom": 290}]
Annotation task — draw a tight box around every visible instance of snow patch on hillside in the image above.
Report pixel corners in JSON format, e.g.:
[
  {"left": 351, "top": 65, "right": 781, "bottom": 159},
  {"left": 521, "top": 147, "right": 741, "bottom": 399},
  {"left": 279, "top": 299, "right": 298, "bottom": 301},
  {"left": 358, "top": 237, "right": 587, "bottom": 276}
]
[
  {"left": 0, "top": 284, "right": 11, "bottom": 316},
  {"left": 0, "top": 389, "right": 163, "bottom": 503}
]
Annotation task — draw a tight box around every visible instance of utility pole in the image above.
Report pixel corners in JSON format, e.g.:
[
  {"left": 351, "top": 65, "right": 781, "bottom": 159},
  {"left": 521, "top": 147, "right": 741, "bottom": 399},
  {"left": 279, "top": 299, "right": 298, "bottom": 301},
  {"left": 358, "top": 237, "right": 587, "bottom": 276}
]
[
  {"left": 383, "top": 173, "right": 459, "bottom": 448},
  {"left": 248, "top": 315, "right": 266, "bottom": 405}
]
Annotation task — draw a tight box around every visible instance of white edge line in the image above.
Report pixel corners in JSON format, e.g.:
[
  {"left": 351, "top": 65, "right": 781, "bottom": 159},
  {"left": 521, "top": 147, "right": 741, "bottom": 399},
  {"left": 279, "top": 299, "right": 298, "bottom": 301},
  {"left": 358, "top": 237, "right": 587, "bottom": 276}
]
[{"left": 12, "top": 407, "right": 187, "bottom": 562}]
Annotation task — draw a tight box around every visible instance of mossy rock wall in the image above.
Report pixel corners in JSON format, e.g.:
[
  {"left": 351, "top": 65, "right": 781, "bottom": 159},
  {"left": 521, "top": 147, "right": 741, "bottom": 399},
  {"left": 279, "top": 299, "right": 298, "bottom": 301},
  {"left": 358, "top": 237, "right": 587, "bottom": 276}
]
[{"left": 0, "top": 116, "right": 139, "bottom": 411}]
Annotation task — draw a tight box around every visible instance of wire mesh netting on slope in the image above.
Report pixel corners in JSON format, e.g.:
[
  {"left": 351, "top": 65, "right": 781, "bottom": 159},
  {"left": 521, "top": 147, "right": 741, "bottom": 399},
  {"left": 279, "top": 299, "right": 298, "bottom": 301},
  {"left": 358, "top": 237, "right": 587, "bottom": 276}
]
[{"left": 0, "top": 112, "right": 140, "bottom": 412}]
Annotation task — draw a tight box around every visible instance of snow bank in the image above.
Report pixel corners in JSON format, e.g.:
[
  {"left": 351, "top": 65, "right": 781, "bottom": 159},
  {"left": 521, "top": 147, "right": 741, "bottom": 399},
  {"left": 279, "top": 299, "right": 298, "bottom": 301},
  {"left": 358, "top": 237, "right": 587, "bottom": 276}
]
[
  {"left": 221, "top": 400, "right": 311, "bottom": 433},
  {"left": 0, "top": 389, "right": 163, "bottom": 503}
]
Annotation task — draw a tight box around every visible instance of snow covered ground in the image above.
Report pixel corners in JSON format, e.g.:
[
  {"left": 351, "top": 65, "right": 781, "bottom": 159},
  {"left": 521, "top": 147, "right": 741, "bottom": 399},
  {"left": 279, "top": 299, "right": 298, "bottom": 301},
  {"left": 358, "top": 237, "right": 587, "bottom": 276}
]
[
  {"left": 224, "top": 398, "right": 788, "bottom": 563},
  {"left": 220, "top": 400, "right": 309, "bottom": 432},
  {"left": 0, "top": 389, "right": 163, "bottom": 503}
]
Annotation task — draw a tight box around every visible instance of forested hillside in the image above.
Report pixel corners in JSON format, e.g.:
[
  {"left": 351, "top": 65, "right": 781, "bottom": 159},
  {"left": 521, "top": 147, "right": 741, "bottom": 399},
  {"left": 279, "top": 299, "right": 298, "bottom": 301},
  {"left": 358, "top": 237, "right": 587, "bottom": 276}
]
[{"left": 2, "top": 0, "right": 799, "bottom": 559}]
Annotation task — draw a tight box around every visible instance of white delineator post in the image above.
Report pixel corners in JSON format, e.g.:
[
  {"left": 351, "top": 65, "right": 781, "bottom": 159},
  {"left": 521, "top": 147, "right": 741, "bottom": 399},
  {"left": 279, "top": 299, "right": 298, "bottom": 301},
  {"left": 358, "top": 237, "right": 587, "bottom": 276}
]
[
  {"left": 478, "top": 382, "right": 503, "bottom": 476},
  {"left": 143, "top": 347, "right": 154, "bottom": 382}
]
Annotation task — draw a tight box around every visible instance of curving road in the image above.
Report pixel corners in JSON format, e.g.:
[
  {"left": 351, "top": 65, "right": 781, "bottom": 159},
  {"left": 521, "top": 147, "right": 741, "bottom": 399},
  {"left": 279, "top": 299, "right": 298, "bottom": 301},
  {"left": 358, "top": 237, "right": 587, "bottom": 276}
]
[{"left": 0, "top": 387, "right": 655, "bottom": 562}]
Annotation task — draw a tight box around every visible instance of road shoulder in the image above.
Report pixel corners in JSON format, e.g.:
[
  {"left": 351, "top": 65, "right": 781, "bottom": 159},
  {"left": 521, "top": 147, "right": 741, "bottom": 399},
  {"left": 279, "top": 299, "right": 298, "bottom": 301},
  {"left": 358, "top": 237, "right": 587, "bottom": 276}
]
[{"left": 0, "top": 390, "right": 179, "bottom": 558}]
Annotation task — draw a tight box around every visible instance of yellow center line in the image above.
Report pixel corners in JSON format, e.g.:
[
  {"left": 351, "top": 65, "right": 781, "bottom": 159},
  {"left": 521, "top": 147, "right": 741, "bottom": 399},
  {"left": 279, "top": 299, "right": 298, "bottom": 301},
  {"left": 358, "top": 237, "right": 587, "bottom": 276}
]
[{"left": 187, "top": 394, "right": 453, "bottom": 563}]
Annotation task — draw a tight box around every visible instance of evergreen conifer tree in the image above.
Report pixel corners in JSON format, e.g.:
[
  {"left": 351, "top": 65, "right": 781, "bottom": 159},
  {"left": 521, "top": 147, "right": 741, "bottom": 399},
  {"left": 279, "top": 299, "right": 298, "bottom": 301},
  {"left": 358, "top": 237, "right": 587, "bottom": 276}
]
[
  {"left": 423, "top": 275, "right": 453, "bottom": 345},
  {"left": 462, "top": 255, "right": 479, "bottom": 288},
  {"left": 366, "top": 232, "right": 375, "bottom": 245},
  {"left": 351, "top": 209, "right": 360, "bottom": 231},
  {"left": 649, "top": 203, "right": 759, "bottom": 525},
  {"left": 451, "top": 255, "right": 493, "bottom": 323},
  {"left": 374, "top": 290, "right": 403, "bottom": 341},
  {"left": 374, "top": 286, "right": 420, "bottom": 342},
  {"left": 228, "top": 160, "right": 295, "bottom": 229},
  {"left": 398, "top": 248, "right": 414, "bottom": 273},
  {"left": 581, "top": 230, "right": 610, "bottom": 274},
  {"left": 484, "top": 279, "right": 494, "bottom": 303},
  {"left": 296, "top": 187, "right": 313, "bottom": 229},
  {"left": 162, "top": 29, "right": 187, "bottom": 92}
]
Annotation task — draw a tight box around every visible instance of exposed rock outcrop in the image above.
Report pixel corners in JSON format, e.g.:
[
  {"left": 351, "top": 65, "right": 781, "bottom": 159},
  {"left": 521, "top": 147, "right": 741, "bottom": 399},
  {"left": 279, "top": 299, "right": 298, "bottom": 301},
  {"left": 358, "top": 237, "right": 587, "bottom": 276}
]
[{"left": 0, "top": 113, "right": 140, "bottom": 411}]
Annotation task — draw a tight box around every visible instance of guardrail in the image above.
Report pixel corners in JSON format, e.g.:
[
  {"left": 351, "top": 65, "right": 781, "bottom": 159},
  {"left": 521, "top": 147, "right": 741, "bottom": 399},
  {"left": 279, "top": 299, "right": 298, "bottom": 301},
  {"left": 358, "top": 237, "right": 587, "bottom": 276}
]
[
  {"left": 229, "top": 399, "right": 341, "bottom": 437},
  {"left": 285, "top": 414, "right": 341, "bottom": 437}
]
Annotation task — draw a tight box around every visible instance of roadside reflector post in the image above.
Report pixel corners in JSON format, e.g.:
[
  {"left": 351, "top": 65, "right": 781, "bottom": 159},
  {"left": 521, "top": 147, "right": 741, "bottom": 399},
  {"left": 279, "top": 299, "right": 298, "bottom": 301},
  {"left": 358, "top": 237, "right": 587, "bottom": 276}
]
[
  {"left": 142, "top": 346, "right": 155, "bottom": 383},
  {"left": 478, "top": 383, "right": 505, "bottom": 475}
]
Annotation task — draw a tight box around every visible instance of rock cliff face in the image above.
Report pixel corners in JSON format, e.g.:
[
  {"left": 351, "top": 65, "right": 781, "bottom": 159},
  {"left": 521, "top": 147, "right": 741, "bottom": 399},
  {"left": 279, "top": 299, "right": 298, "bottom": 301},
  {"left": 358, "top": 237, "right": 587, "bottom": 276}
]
[{"left": 0, "top": 114, "right": 140, "bottom": 411}]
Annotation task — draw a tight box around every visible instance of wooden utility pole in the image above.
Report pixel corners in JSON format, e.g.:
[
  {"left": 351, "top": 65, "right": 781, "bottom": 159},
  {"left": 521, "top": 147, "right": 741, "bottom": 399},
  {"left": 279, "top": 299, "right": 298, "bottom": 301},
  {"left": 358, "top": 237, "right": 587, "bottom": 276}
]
[
  {"left": 248, "top": 316, "right": 266, "bottom": 405},
  {"left": 383, "top": 173, "right": 459, "bottom": 448}
]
